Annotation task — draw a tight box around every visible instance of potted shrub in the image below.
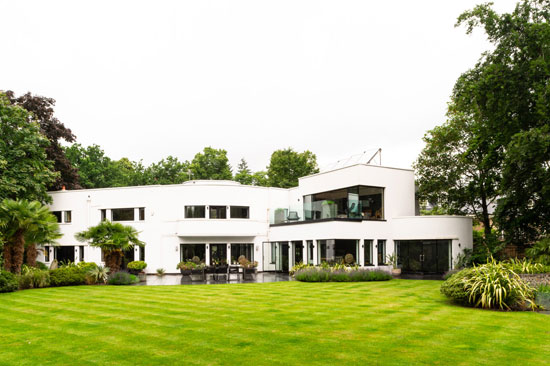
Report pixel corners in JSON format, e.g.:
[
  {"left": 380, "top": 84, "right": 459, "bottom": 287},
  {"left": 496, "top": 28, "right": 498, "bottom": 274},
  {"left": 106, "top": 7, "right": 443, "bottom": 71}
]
[
  {"left": 239, "top": 257, "right": 258, "bottom": 279},
  {"left": 127, "top": 261, "right": 147, "bottom": 281},
  {"left": 386, "top": 253, "right": 401, "bottom": 276},
  {"left": 177, "top": 261, "right": 196, "bottom": 276}
]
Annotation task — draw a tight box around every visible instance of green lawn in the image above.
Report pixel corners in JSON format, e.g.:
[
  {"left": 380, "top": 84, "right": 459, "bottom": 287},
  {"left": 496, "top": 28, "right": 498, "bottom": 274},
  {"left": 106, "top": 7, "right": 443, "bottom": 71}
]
[{"left": 0, "top": 280, "right": 548, "bottom": 365}]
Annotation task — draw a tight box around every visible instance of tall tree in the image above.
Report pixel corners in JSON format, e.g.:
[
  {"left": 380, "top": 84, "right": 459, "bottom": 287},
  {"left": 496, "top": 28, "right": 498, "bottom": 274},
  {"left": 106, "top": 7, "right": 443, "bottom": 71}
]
[
  {"left": 234, "top": 159, "right": 253, "bottom": 185},
  {"left": 414, "top": 105, "right": 500, "bottom": 245},
  {"left": 145, "top": 156, "right": 190, "bottom": 184},
  {"left": 453, "top": 0, "right": 550, "bottom": 245},
  {"left": 64, "top": 144, "right": 115, "bottom": 189},
  {"left": 6, "top": 91, "right": 80, "bottom": 190},
  {"left": 0, "top": 92, "right": 57, "bottom": 204},
  {"left": 267, "top": 148, "right": 319, "bottom": 188},
  {"left": 0, "top": 199, "right": 61, "bottom": 274},
  {"left": 75, "top": 221, "right": 144, "bottom": 273},
  {"left": 416, "top": 0, "right": 550, "bottom": 248},
  {"left": 190, "top": 147, "right": 232, "bottom": 180},
  {"left": 496, "top": 126, "right": 550, "bottom": 245}
]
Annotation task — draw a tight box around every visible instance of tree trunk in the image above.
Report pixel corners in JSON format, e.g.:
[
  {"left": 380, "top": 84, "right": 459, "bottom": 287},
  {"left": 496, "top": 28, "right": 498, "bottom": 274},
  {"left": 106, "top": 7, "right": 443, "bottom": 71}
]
[
  {"left": 105, "top": 250, "right": 122, "bottom": 273},
  {"left": 12, "top": 230, "right": 25, "bottom": 274},
  {"left": 26, "top": 243, "right": 38, "bottom": 267},
  {"left": 480, "top": 189, "right": 493, "bottom": 257},
  {"left": 3, "top": 244, "right": 13, "bottom": 272}
]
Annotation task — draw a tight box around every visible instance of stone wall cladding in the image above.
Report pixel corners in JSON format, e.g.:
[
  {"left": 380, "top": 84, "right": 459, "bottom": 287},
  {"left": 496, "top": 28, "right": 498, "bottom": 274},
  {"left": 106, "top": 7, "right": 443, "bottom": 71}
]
[{"left": 519, "top": 274, "right": 550, "bottom": 288}]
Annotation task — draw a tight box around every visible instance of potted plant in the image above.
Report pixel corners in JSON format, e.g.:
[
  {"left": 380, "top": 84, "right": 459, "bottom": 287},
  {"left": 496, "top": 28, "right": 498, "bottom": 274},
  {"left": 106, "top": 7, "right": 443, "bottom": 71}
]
[
  {"left": 386, "top": 253, "right": 401, "bottom": 276},
  {"left": 239, "top": 256, "right": 258, "bottom": 279},
  {"left": 127, "top": 261, "right": 147, "bottom": 281},
  {"left": 177, "top": 261, "right": 196, "bottom": 276},
  {"left": 156, "top": 268, "right": 166, "bottom": 277}
]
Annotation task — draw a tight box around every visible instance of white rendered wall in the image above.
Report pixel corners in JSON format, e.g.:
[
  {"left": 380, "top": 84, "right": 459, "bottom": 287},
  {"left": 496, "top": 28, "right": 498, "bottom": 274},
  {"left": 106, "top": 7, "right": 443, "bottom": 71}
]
[{"left": 43, "top": 165, "right": 473, "bottom": 273}]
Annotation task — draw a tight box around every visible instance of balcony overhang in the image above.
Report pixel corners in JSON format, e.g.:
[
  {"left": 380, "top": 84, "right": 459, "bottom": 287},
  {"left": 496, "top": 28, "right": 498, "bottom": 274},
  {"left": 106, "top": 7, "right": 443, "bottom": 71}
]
[{"left": 176, "top": 219, "right": 268, "bottom": 237}]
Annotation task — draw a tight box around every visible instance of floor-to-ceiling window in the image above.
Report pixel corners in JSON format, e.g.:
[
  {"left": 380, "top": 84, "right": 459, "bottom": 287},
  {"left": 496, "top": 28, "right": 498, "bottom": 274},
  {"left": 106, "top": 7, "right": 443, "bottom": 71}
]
[
  {"left": 317, "top": 240, "right": 358, "bottom": 264},
  {"left": 180, "top": 244, "right": 206, "bottom": 263},
  {"left": 307, "top": 240, "right": 314, "bottom": 264},
  {"left": 377, "top": 240, "right": 386, "bottom": 264},
  {"left": 210, "top": 244, "right": 227, "bottom": 265},
  {"left": 293, "top": 241, "right": 303, "bottom": 265},
  {"left": 364, "top": 240, "right": 374, "bottom": 265},
  {"left": 230, "top": 243, "right": 254, "bottom": 264},
  {"left": 303, "top": 185, "right": 384, "bottom": 221}
]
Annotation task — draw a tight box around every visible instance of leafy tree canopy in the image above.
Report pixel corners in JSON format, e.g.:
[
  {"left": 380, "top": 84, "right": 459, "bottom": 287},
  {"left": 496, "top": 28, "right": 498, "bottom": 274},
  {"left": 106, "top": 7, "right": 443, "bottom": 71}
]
[
  {"left": 0, "top": 92, "right": 57, "bottom": 203},
  {"left": 267, "top": 148, "right": 319, "bottom": 188},
  {"left": 0, "top": 199, "right": 61, "bottom": 273},
  {"left": 415, "top": 0, "right": 550, "bottom": 247},
  {"left": 6, "top": 91, "right": 80, "bottom": 190},
  {"left": 190, "top": 147, "right": 232, "bottom": 180}
]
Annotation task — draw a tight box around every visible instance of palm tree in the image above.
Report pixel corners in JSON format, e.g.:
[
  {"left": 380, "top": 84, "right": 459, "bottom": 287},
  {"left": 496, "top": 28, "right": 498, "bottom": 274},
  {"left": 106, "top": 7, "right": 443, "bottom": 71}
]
[
  {"left": 0, "top": 199, "right": 61, "bottom": 273},
  {"left": 75, "top": 221, "right": 144, "bottom": 273}
]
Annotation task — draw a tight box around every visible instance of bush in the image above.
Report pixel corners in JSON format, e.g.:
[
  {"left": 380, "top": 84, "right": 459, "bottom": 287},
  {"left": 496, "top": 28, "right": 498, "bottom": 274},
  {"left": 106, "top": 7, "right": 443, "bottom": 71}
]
[
  {"left": 502, "top": 258, "right": 550, "bottom": 274},
  {"left": 35, "top": 261, "right": 49, "bottom": 271},
  {"left": 0, "top": 270, "right": 19, "bottom": 293},
  {"left": 294, "top": 268, "right": 391, "bottom": 282},
  {"left": 18, "top": 266, "right": 50, "bottom": 289},
  {"left": 108, "top": 271, "right": 139, "bottom": 285},
  {"left": 77, "top": 261, "right": 98, "bottom": 272},
  {"left": 440, "top": 260, "right": 535, "bottom": 310},
  {"left": 440, "top": 268, "right": 475, "bottom": 305},
  {"left": 127, "top": 261, "right": 147, "bottom": 271},
  {"left": 49, "top": 266, "right": 87, "bottom": 287}
]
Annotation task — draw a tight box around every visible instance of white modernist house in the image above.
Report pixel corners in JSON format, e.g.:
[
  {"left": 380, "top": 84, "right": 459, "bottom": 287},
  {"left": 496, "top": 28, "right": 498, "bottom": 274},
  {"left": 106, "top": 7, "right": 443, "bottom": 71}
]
[{"left": 41, "top": 164, "right": 473, "bottom": 274}]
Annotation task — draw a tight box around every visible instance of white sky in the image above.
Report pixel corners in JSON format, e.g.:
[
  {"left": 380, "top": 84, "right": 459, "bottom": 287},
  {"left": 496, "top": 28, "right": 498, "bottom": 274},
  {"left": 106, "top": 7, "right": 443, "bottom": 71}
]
[{"left": 0, "top": 0, "right": 518, "bottom": 172}]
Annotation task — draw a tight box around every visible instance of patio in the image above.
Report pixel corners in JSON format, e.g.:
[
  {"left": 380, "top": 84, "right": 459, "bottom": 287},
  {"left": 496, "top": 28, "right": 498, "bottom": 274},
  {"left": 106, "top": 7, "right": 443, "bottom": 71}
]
[{"left": 136, "top": 272, "right": 292, "bottom": 286}]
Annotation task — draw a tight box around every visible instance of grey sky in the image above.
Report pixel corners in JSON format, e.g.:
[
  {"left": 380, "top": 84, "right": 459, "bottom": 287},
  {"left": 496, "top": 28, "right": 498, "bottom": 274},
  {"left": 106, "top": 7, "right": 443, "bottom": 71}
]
[{"left": 1, "top": 0, "right": 518, "bottom": 172}]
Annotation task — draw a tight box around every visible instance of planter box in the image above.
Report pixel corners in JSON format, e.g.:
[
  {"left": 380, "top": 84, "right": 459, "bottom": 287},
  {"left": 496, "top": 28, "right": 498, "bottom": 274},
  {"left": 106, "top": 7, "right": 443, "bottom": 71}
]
[
  {"left": 243, "top": 267, "right": 257, "bottom": 280},
  {"left": 138, "top": 273, "right": 147, "bottom": 282}
]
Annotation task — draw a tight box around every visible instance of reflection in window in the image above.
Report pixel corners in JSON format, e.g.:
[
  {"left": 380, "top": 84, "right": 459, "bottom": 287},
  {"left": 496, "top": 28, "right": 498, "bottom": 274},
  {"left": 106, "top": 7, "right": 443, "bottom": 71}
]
[
  {"left": 230, "top": 206, "right": 249, "bottom": 219},
  {"left": 44, "top": 246, "right": 50, "bottom": 262},
  {"left": 185, "top": 206, "right": 205, "bottom": 218},
  {"left": 231, "top": 243, "right": 254, "bottom": 264},
  {"left": 304, "top": 185, "right": 384, "bottom": 221},
  {"left": 364, "top": 240, "right": 374, "bottom": 265},
  {"left": 112, "top": 208, "right": 135, "bottom": 221},
  {"left": 64, "top": 211, "right": 72, "bottom": 223},
  {"left": 180, "top": 244, "right": 205, "bottom": 262},
  {"left": 377, "top": 240, "right": 386, "bottom": 264},
  {"left": 209, "top": 206, "right": 227, "bottom": 219}
]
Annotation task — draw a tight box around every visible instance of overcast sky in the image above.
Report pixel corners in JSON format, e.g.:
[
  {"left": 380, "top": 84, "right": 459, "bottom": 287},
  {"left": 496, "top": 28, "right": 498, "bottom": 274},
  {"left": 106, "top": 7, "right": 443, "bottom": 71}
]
[{"left": 1, "top": 0, "right": 519, "bottom": 173}]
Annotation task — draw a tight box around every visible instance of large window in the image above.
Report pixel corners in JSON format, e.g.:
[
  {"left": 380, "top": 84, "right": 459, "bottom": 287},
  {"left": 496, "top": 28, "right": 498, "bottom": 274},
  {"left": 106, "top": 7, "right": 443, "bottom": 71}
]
[
  {"left": 44, "top": 246, "right": 51, "bottom": 262},
  {"left": 112, "top": 208, "right": 135, "bottom": 221},
  {"left": 79, "top": 246, "right": 84, "bottom": 262},
  {"left": 304, "top": 185, "right": 384, "bottom": 221},
  {"left": 230, "top": 206, "right": 249, "bottom": 219},
  {"left": 210, "top": 244, "right": 227, "bottom": 265},
  {"left": 377, "top": 240, "right": 386, "bottom": 265},
  {"left": 270, "top": 242, "right": 276, "bottom": 264},
  {"left": 293, "top": 241, "right": 303, "bottom": 265},
  {"left": 307, "top": 240, "right": 314, "bottom": 265},
  {"left": 185, "top": 206, "right": 205, "bottom": 218},
  {"left": 64, "top": 211, "right": 72, "bottom": 223},
  {"left": 139, "top": 207, "right": 145, "bottom": 221},
  {"left": 364, "top": 240, "right": 374, "bottom": 265},
  {"left": 230, "top": 243, "right": 254, "bottom": 264},
  {"left": 317, "top": 239, "right": 358, "bottom": 264},
  {"left": 209, "top": 206, "right": 227, "bottom": 219},
  {"left": 180, "top": 244, "right": 206, "bottom": 263}
]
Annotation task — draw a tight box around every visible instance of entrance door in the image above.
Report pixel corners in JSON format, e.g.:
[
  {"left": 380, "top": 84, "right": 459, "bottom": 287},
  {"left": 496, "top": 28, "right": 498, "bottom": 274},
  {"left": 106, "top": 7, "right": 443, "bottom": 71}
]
[{"left": 398, "top": 240, "right": 450, "bottom": 274}]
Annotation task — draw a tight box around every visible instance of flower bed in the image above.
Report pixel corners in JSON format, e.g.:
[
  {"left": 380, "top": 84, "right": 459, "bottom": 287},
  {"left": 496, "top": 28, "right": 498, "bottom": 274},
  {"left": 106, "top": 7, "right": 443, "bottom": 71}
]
[{"left": 294, "top": 267, "right": 391, "bottom": 282}]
